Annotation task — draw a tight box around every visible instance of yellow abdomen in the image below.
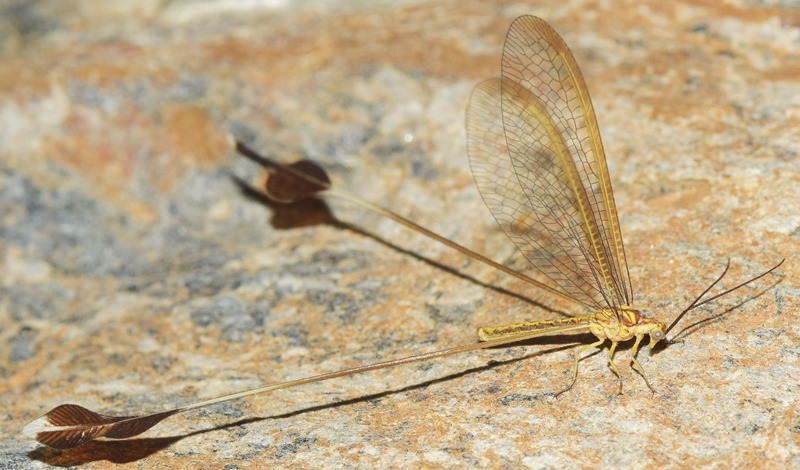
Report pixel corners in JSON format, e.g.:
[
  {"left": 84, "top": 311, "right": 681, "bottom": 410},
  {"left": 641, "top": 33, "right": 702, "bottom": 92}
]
[{"left": 477, "top": 315, "right": 595, "bottom": 341}]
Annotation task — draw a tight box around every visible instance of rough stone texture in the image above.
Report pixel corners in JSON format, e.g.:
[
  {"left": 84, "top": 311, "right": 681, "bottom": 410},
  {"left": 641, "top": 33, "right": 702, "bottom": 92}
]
[{"left": 2, "top": 0, "right": 799, "bottom": 468}]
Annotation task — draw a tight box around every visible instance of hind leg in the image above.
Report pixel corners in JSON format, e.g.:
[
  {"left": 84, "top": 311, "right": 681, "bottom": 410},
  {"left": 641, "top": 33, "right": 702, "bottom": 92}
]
[
  {"left": 606, "top": 341, "right": 623, "bottom": 394},
  {"left": 555, "top": 338, "right": 605, "bottom": 397}
]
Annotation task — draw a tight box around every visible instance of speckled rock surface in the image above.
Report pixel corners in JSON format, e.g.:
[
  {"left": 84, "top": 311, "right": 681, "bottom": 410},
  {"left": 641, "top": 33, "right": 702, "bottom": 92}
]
[{"left": 2, "top": 0, "right": 799, "bottom": 468}]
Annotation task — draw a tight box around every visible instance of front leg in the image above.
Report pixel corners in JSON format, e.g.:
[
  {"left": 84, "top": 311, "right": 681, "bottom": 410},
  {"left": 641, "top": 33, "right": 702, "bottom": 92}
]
[{"left": 629, "top": 334, "right": 656, "bottom": 393}]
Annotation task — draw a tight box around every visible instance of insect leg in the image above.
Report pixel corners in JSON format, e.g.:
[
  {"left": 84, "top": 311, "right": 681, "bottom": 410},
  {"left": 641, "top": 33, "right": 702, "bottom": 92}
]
[
  {"left": 555, "top": 338, "right": 605, "bottom": 397},
  {"left": 606, "top": 341, "right": 623, "bottom": 394},
  {"left": 629, "top": 334, "right": 656, "bottom": 393}
]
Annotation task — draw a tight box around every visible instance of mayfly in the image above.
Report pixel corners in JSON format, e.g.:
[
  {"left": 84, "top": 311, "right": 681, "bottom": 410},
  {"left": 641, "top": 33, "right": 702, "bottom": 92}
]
[{"left": 23, "top": 16, "right": 783, "bottom": 451}]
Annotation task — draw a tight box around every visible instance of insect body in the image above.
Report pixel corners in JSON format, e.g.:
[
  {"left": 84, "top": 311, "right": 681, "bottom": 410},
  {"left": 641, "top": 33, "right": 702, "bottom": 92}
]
[
  {"left": 464, "top": 15, "right": 667, "bottom": 393},
  {"left": 478, "top": 307, "right": 666, "bottom": 393}
]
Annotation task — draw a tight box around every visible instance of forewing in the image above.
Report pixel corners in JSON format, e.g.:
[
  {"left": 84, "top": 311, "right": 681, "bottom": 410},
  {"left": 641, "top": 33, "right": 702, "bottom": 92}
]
[{"left": 467, "top": 16, "right": 632, "bottom": 309}]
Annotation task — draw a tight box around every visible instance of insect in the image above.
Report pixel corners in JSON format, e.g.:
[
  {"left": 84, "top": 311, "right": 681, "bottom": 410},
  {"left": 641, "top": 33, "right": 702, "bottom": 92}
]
[{"left": 23, "top": 15, "right": 782, "bottom": 451}]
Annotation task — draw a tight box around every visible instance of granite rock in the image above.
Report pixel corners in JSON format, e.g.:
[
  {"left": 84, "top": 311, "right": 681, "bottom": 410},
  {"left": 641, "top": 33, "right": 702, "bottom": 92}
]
[{"left": 1, "top": 0, "right": 799, "bottom": 468}]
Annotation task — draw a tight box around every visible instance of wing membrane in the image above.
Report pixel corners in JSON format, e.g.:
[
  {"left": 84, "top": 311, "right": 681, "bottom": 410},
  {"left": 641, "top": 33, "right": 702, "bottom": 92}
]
[{"left": 466, "top": 15, "right": 632, "bottom": 310}]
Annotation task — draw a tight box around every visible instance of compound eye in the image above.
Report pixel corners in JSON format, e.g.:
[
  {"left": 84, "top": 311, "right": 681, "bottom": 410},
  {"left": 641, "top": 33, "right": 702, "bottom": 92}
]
[{"left": 652, "top": 330, "right": 664, "bottom": 341}]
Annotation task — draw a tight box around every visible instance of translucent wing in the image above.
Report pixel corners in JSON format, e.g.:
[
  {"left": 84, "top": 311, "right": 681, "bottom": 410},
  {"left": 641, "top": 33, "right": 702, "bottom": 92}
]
[{"left": 466, "top": 16, "right": 631, "bottom": 310}]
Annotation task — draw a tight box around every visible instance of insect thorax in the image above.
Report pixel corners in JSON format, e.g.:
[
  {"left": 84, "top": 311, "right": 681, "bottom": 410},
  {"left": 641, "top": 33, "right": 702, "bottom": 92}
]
[{"left": 592, "top": 306, "right": 667, "bottom": 345}]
